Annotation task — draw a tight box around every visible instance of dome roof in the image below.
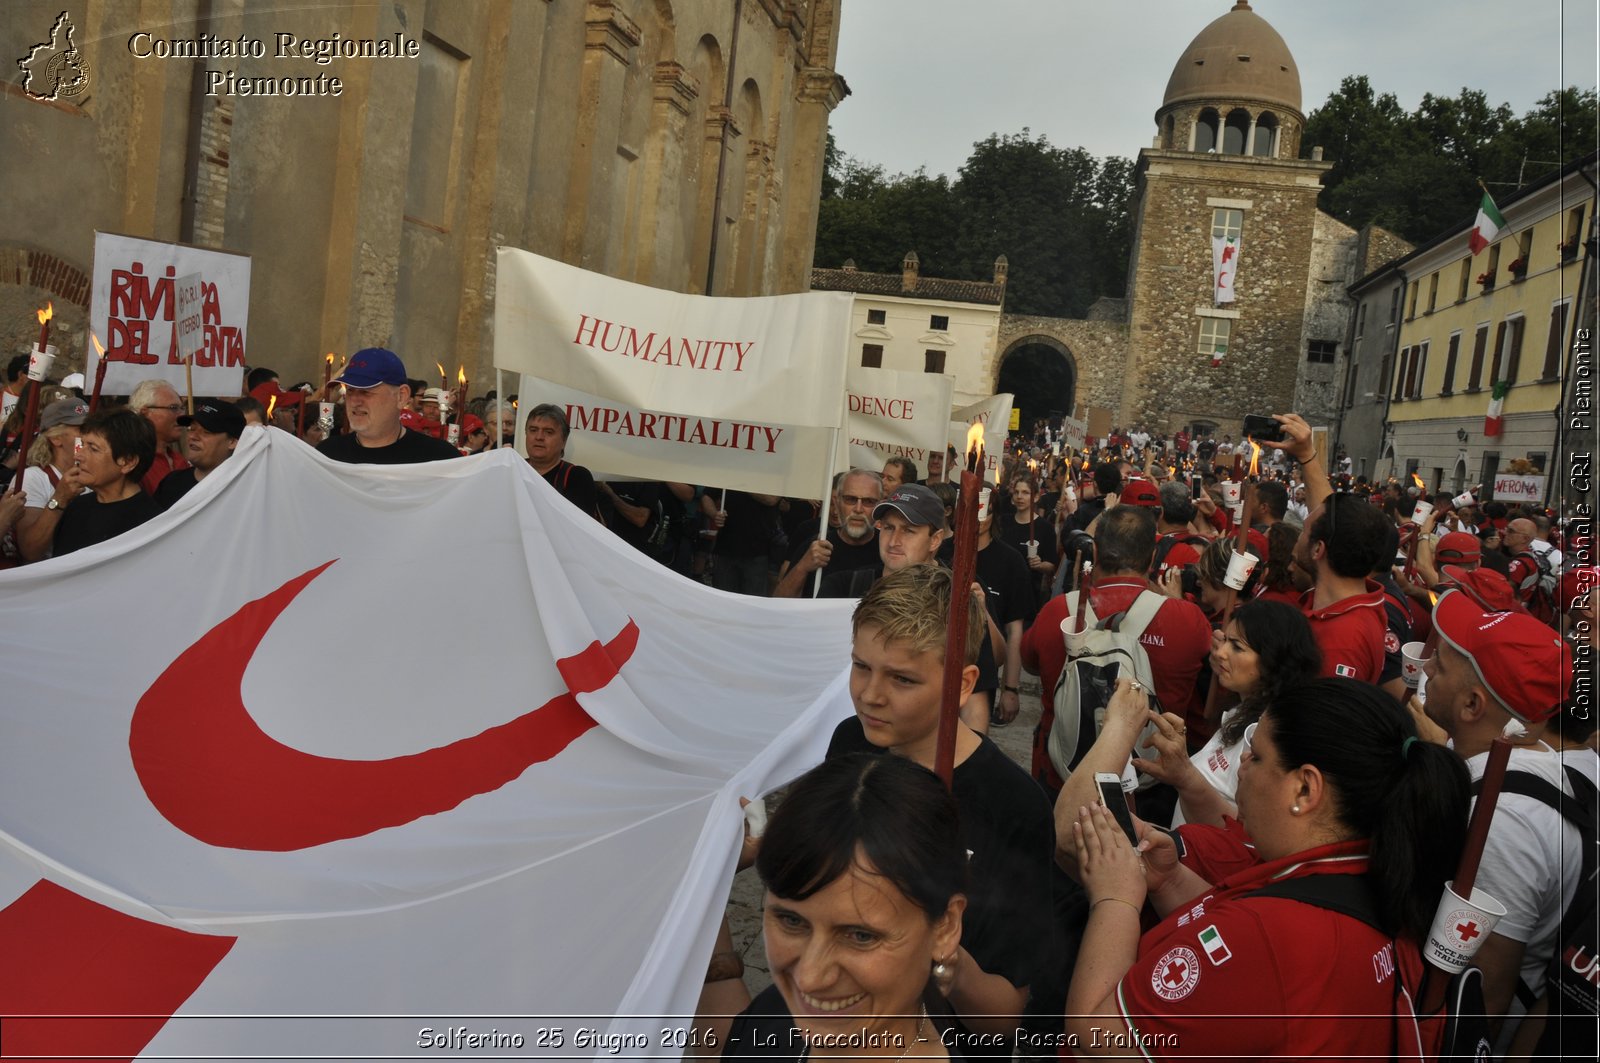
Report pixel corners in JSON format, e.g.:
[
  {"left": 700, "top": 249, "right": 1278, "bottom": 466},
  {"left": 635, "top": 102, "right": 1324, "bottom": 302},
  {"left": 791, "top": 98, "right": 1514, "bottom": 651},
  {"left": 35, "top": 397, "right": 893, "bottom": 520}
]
[{"left": 1162, "top": 1, "right": 1301, "bottom": 114}]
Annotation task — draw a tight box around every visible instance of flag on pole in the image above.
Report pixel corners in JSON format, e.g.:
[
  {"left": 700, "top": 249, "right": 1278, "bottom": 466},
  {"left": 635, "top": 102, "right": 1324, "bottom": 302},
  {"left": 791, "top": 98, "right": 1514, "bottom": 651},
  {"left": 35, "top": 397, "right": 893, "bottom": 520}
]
[
  {"left": 1468, "top": 191, "right": 1506, "bottom": 255},
  {"left": 1484, "top": 378, "right": 1509, "bottom": 437},
  {"left": 1212, "top": 235, "right": 1240, "bottom": 304},
  {"left": 1211, "top": 343, "right": 1227, "bottom": 369}
]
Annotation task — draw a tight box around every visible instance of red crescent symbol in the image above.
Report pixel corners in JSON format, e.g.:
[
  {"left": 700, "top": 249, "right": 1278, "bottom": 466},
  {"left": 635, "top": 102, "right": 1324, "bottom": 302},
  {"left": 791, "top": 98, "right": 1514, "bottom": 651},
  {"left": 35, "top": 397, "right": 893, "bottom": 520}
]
[
  {"left": 1217, "top": 270, "right": 1231, "bottom": 286},
  {"left": 129, "top": 561, "right": 638, "bottom": 851}
]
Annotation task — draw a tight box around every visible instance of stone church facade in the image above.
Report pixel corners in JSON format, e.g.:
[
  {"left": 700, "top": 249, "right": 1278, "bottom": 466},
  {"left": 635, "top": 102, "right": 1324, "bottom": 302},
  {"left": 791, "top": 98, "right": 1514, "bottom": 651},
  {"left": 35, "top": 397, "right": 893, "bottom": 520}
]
[{"left": 1, "top": 0, "right": 845, "bottom": 385}]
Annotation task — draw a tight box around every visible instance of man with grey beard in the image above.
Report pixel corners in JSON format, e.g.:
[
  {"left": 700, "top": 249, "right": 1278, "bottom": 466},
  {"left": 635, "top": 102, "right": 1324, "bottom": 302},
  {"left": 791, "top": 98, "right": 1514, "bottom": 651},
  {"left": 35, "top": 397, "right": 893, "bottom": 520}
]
[{"left": 772, "top": 468, "right": 882, "bottom": 598}]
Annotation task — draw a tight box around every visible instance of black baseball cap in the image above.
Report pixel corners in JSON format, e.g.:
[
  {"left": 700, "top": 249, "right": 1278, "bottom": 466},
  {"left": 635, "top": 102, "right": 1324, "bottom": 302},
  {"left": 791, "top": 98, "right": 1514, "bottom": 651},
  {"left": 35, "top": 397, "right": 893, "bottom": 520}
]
[{"left": 178, "top": 399, "right": 246, "bottom": 438}]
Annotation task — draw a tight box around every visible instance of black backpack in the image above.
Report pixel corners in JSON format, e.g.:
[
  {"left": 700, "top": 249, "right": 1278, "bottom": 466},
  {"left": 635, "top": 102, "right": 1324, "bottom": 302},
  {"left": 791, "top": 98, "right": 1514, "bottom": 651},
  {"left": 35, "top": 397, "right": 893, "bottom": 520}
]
[{"left": 1471, "top": 765, "right": 1599, "bottom": 1057}]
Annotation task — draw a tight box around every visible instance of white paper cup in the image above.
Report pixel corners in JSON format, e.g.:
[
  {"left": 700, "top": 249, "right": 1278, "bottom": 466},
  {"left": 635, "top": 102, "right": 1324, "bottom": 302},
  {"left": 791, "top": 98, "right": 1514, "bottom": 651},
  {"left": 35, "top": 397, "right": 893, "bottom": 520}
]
[
  {"left": 1219, "top": 480, "right": 1242, "bottom": 507},
  {"left": 1425, "top": 881, "right": 1507, "bottom": 972},
  {"left": 1411, "top": 499, "right": 1434, "bottom": 526},
  {"left": 977, "top": 487, "right": 993, "bottom": 521},
  {"left": 1223, "top": 549, "right": 1258, "bottom": 590},
  {"left": 1400, "top": 641, "right": 1429, "bottom": 688},
  {"left": 27, "top": 343, "right": 56, "bottom": 382},
  {"left": 1415, "top": 669, "right": 1428, "bottom": 703},
  {"left": 1452, "top": 492, "right": 1476, "bottom": 508},
  {"left": 1060, "top": 618, "right": 1092, "bottom": 658},
  {"left": 447, "top": 423, "right": 460, "bottom": 445}
]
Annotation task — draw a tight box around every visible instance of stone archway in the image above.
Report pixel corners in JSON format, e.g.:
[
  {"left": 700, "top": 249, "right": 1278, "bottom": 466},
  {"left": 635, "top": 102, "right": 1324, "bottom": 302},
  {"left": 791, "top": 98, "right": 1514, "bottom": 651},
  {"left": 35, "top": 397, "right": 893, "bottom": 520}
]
[{"left": 996, "top": 333, "right": 1077, "bottom": 432}]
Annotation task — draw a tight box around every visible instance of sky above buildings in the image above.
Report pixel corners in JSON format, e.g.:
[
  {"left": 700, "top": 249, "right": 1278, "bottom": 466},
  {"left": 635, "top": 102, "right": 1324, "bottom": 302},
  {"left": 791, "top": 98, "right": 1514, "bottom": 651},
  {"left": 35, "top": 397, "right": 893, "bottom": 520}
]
[{"left": 828, "top": 0, "right": 1599, "bottom": 177}]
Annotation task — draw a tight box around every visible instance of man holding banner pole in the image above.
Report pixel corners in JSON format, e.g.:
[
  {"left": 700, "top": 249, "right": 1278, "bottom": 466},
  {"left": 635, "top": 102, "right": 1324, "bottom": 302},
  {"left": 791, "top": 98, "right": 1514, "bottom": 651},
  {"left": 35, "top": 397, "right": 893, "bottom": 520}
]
[{"left": 772, "top": 469, "right": 882, "bottom": 599}]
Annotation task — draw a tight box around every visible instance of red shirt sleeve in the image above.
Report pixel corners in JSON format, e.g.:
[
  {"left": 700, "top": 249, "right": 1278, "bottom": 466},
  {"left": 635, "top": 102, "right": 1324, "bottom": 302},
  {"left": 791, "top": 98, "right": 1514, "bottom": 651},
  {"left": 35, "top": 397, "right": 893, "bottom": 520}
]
[{"left": 1311, "top": 609, "right": 1385, "bottom": 684}]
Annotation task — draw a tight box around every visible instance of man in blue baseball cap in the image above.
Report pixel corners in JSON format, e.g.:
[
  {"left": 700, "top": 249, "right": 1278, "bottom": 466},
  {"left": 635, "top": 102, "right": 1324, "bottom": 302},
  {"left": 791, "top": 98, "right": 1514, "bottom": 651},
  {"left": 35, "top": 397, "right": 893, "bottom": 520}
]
[{"left": 316, "top": 348, "right": 459, "bottom": 464}]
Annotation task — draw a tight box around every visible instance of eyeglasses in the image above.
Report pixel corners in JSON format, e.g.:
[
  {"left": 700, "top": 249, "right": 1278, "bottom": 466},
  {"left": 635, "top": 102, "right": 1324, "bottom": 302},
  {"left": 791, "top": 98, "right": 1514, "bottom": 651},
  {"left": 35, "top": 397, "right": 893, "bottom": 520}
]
[
  {"left": 145, "top": 404, "right": 185, "bottom": 414},
  {"left": 839, "top": 494, "right": 880, "bottom": 509}
]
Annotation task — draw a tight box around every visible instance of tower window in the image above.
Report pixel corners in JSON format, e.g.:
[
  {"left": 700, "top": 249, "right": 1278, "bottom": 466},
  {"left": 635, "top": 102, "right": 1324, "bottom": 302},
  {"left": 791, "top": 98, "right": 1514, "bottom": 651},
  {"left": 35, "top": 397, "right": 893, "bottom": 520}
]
[
  {"left": 867, "top": 308, "right": 886, "bottom": 325},
  {"left": 1307, "top": 340, "right": 1336, "bottom": 364},
  {"left": 1212, "top": 208, "right": 1243, "bottom": 241},
  {"left": 929, "top": 315, "right": 949, "bottom": 331},
  {"left": 1223, "top": 109, "right": 1251, "bottom": 154},
  {"left": 1197, "top": 316, "right": 1231, "bottom": 356},
  {"left": 1252, "top": 112, "right": 1278, "bottom": 157},
  {"left": 1194, "top": 108, "right": 1220, "bottom": 153}
]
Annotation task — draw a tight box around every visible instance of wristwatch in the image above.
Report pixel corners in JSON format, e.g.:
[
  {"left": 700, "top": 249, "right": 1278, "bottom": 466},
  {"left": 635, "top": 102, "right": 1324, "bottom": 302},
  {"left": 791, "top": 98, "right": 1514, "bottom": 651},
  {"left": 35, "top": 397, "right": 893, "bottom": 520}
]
[
  {"left": 45, "top": 497, "right": 62, "bottom": 511},
  {"left": 1003, "top": 684, "right": 1019, "bottom": 694}
]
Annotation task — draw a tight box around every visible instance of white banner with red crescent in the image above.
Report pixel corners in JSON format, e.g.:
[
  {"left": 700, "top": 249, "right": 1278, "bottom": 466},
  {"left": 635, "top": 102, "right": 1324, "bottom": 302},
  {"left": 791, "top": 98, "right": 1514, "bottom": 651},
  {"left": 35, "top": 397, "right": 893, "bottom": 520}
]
[
  {"left": 493, "top": 249, "right": 852, "bottom": 430},
  {"left": 0, "top": 428, "right": 853, "bottom": 1060}
]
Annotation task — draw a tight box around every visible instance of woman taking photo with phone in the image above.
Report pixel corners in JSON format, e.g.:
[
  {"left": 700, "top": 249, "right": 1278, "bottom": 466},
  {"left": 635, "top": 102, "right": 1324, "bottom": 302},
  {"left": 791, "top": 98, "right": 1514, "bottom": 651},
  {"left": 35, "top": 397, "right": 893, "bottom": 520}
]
[{"left": 1058, "top": 677, "right": 1468, "bottom": 1058}]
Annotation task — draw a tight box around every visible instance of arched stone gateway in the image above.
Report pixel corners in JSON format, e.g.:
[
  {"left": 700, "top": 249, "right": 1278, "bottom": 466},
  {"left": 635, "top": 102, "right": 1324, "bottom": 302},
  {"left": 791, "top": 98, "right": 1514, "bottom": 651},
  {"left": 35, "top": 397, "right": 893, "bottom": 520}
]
[{"left": 995, "top": 312, "right": 1130, "bottom": 433}]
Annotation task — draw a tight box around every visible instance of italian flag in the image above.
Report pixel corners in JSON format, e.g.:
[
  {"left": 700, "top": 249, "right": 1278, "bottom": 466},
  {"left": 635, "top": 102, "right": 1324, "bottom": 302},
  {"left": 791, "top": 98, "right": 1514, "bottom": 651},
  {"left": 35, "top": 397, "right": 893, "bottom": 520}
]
[
  {"left": 1484, "top": 378, "right": 1509, "bottom": 437},
  {"left": 1468, "top": 191, "right": 1506, "bottom": 255},
  {"left": 1211, "top": 342, "right": 1226, "bottom": 369}
]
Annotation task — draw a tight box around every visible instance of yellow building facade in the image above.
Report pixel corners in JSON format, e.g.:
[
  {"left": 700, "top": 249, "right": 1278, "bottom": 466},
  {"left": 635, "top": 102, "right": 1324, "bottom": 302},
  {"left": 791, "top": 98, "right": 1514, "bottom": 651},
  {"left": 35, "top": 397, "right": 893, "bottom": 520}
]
[{"left": 1384, "top": 157, "right": 1593, "bottom": 500}]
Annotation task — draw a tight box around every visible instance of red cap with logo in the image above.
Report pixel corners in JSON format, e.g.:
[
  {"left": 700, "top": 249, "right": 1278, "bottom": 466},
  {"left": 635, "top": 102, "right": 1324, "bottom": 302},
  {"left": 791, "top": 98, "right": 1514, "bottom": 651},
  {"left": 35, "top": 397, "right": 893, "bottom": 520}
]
[
  {"left": 1120, "top": 479, "right": 1161, "bottom": 508},
  {"left": 1435, "top": 532, "right": 1481, "bottom": 565},
  {"left": 1432, "top": 588, "right": 1571, "bottom": 723}
]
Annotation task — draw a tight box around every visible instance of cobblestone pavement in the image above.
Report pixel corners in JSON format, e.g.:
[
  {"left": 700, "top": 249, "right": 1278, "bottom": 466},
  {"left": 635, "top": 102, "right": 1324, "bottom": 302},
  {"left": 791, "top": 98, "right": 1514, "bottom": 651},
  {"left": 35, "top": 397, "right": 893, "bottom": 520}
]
[{"left": 720, "top": 677, "right": 1046, "bottom": 997}]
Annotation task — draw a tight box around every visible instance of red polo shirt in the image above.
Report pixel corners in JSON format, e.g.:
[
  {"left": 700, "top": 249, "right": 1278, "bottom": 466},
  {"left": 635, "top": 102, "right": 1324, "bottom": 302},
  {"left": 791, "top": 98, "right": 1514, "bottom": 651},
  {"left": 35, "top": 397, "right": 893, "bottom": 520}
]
[
  {"left": 1023, "top": 578, "right": 1212, "bottom": 791},
  {"left": 1300, "top": 579, "right": 1388, "bottom": 683},
  {"left": 1109, "top": 838, "right": 1434, "bottom": 1061},
  {"left": 139, "top": 448, "right": 191, "bottom": 496}
]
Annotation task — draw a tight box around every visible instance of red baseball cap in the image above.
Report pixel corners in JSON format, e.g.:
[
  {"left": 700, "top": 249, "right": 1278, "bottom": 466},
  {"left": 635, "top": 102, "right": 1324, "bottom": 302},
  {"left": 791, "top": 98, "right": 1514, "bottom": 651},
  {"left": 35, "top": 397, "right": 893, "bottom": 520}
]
[
  {"left": 1558, "top": 566, "right": 1598, "bottom": 615},
  {"left": 460, "top": 414, "right": 486, "bottom": 437},
  {"left": 1439, "top": 566, "right": 1522, "bottom": 614},
  {"left": 249, "top": 381, "right": 304, "bottom": 407},
  {"left": 1433, "top": 588, "right": 1571, "bottom": 724},
  {"left": 1435, "top": 532, "right": 1481, "bottom": 565},
  {"left": 1120, "top": 479, "right": 1161, "bottom": 508}
]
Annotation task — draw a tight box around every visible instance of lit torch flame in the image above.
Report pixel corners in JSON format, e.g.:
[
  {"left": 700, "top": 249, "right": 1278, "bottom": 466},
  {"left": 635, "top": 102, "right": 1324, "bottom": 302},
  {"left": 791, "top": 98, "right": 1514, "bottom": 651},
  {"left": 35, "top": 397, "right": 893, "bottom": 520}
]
[
  {"left": 435, "top": 362, "right": 447, "bottom": 388},
  {"left": 1247, "top": 439, "right": 1262, "bottom": 477},
  {"left": 457, "top": 366, "right": 467, "bottom": 387},
  {"left": 1428, "top": 590, "right": 1439, "bottom": 608},
  {"left": 325, "top": 353, "right": 334, "bottom": 367},
  {"left": 266, "top": 394, "right": 278, "bottom": 420},
  {"left": 90, "top": 332, "right": 104, "bottom": 360},
  {"left": 1411, "top": 472, "right": 1426, "bottom": 492},
  {"left": 965, "top": 422, "right": 985, "bottom": 473},
  {"left": 37, "top": 302, "right": 53, "bottom": 326}
]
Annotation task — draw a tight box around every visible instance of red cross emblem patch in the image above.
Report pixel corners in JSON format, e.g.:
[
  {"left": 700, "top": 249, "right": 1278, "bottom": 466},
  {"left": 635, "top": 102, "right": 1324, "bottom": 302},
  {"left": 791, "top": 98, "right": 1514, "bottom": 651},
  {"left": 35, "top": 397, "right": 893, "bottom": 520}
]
[{"left": 1151, "top": 945, "right": 1202, "bottom": 1001}]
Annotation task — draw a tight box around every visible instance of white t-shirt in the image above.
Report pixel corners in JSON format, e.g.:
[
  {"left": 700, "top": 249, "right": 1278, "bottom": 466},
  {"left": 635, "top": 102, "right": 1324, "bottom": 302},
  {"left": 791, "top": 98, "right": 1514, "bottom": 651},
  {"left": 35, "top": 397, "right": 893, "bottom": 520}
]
[
  {"left": 1170, "top": 706, "right": 1246, "bottom": 828},
  {"left": 1469, "top": 743, "right": 1583, "bottom": 1045}
]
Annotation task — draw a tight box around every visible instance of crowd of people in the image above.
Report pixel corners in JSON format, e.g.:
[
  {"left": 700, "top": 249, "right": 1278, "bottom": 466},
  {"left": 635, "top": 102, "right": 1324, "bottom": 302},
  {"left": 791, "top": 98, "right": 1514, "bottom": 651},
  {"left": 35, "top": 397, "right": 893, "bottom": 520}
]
[{"left": 2, "top": 344, "right": 1594, "bottom": 1060}]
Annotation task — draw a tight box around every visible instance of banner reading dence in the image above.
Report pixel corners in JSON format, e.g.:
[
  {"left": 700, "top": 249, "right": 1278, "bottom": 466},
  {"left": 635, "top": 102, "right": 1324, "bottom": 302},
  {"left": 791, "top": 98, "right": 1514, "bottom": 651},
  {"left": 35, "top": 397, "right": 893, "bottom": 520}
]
[
  {"left": 842, "top": 364, "right": 953, "bottom": 476},
  {"left": 494, "top": 249, "right": 852, "bottom": 430},
  {"left": 88, "top": 233, "right": 250, "bottom": 397}
]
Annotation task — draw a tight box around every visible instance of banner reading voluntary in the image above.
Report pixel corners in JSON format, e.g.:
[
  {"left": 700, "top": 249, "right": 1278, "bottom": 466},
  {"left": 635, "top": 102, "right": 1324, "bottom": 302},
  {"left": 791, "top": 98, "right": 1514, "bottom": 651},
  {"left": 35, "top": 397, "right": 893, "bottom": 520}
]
[
  {"left": 0, "top": 431, "right": 851, "bottom": 1059},
  {"left": 842, "top": 364, "right": 954, "bottom": 475},
  {"left": 494, "top": 249, "right": 852, "bottom": 430}
]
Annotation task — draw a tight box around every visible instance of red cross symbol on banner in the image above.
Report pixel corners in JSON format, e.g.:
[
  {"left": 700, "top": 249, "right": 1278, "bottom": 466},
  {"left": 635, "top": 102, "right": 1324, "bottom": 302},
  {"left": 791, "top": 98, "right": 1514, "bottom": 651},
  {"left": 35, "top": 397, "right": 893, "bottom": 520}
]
[
  {"left": 1456, "top": 920, "right": 1481, "bottom": 943},
  {"left": 1163, "top": 958, "right": 1189, "bottom": 986}
]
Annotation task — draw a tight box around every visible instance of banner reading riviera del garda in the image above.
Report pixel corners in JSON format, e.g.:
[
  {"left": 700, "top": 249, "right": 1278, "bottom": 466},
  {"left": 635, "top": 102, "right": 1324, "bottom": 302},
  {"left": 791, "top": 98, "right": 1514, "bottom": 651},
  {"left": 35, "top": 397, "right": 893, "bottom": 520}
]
[
  {"left": 494, "top": 249, "right": 851, "bottom": 430},
  {"left": 0, "top": 431, "right": 850, "bottom": 1060},
  {"left": 88, "top": 232, "right": 250, "bottom": 398},
  {"left": 842, "top": 364, "right": 954, "bottom": 476}
]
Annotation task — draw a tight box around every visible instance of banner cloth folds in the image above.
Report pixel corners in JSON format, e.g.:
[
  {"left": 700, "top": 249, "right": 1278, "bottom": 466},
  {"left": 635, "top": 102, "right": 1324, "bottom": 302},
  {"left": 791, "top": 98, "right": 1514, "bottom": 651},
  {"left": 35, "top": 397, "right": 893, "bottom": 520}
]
[
  {"left": 0, "top": 429, "right": 852, "bottom": 1060},
  {"left": 947, "top": 394, "right": 1014, "bottom": 485},
  {"left": 494, "top": 249, "right": 852, "bottom": 430},
  {"left": 842, "top": 364, "right": 954, "bottom": 475}
]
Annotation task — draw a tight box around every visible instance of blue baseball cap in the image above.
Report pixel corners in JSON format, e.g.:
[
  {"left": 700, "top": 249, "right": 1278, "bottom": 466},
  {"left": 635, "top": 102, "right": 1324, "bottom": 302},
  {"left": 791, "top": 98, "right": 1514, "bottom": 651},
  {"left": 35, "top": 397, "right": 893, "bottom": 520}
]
[{"left": 334, "top": 347, "right": 408, "bottom": 389}]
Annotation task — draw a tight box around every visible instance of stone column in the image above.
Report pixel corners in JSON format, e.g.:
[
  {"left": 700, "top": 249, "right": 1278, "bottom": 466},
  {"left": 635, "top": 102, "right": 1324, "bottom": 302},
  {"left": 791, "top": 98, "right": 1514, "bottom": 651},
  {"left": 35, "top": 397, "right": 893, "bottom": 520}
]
[{"left": 562, "top": 0, "right": 641, "bottom": 269}]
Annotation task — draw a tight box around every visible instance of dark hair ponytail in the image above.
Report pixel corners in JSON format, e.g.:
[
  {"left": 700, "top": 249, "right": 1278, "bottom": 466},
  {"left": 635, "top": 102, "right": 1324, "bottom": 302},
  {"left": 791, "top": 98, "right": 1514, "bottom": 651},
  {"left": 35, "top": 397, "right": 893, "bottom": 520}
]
[{"left": 1268, "top": 678, "right": 1469, "bottom": 940}]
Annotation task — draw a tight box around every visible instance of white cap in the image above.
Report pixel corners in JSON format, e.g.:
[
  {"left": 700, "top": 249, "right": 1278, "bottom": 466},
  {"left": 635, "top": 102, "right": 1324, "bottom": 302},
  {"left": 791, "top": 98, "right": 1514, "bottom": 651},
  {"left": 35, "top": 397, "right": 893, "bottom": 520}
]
[{"left": 60, "top": 372, "right": 86, "bottom": 390}]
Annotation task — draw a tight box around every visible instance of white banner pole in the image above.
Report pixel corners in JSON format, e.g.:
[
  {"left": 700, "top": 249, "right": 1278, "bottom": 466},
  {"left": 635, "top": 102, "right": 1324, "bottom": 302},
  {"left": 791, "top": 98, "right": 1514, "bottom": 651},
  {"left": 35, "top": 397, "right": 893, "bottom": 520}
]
[{"left": 811, "top": 417, "right": 844, "bottom": 599}]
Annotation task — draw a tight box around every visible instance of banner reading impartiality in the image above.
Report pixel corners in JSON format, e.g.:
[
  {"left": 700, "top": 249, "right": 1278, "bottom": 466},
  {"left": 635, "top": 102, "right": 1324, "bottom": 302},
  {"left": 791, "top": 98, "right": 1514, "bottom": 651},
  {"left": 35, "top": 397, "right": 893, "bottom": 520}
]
[
  {"left": 88, "top": 233, "right": 250, "bottom": 397},
  {"left": 494, "top": 249, "right": 851, "bottom": 430},
  {"left": 0, "top": 431, "right": 852, "bottom": 1060},
  {"left": 947, "top": 393, "right": 1014, "bottom": 485},
  {"left": 842, "top": 364, "right": 953, "bottom": 475},
  {"left": 517, "top": 375, "right": 836, "bottom": 496}
]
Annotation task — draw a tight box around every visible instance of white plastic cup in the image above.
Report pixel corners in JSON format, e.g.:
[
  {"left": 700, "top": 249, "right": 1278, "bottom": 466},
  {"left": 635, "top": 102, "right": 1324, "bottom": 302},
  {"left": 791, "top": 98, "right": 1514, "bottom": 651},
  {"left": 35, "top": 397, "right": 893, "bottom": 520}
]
[
  {"left": 1424, "top": 881, "right": 1507, "bottom": 973},
  {"left": 1415, "top": 669, "right": 1429, "bottom": 703},
  {"left": 447, "top": 423, "right": 460, "bottom": 445},
  {"left": 977, "top": 487, "right": 993, "bottom": 521},
  {"left": 1412, "top": 499, "right": 1434, "bottom": 526},
  {"left": 1219, "top": 480, "right": 1242, "bottom": 507},
  {"left": 27, "top": 343, "right": 56, "bottom": 382},
  {"left": 1223, "top": 549, "right": 1258, "bottom": 590},
  {"left": 1400, "top": 641, "right": 1429, "bottom": 689},
  {"left": 1452, "top": 492, "right": 1476, "bottom": 508}
]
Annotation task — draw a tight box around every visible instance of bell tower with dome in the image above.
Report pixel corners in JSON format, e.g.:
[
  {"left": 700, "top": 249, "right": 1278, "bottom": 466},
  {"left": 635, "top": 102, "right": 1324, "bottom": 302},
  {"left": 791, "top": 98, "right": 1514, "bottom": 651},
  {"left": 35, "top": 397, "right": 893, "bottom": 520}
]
[{"left": 1120, "top": 1, "right": 1348, "bottom": 437}]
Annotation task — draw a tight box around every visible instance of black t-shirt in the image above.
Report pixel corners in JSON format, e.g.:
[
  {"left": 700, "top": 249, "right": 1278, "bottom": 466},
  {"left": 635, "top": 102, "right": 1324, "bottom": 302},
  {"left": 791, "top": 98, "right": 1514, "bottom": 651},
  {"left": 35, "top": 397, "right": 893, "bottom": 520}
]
[
  {"left": 997, "top": 512, "right": 1057, "bottom": 564},
  {"left": 785, "top": 516, "right": 880, "bottom": 575},
  {"left": 1067, "top": 496, "right": 1105, "bottom": 533},
  {"left": 152, "top": 468, "right": 200, "bottom": 511},
  {"left": 539, "top": 460, "right": 601, "bottom": 521},
  {"left": 53, "top": 490, "right": 161, "bottom": 556},
  {"left": 600, "top": 480, "right": 664, "bottom": 554},
  {"left": 712, "top": 490, "right": 778, "bottom": 559},
  {"left": 826, "top": 719, "right": 1054, "bottom": 994},
  {"left": 317, "top": 429, "right": 461, "bottom": 465},
  {"left": 975, "top": 536, "right": 1036, "bottom": 628}
]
